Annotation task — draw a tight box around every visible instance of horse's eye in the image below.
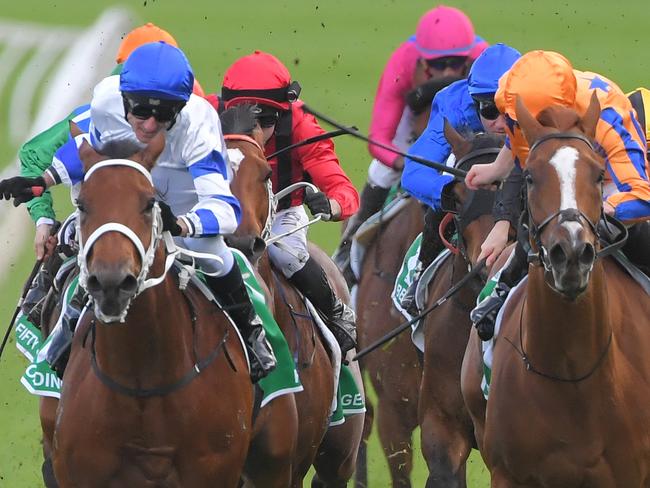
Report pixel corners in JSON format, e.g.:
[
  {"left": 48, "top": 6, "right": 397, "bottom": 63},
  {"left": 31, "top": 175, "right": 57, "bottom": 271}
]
[
  {"left": 76, "top": 199, "right": 86, "bottom": 213},
  {"left": 144, "top": 198, "right": 155, "bottom": 213},
  {"left": 524, "top": 173, "right": 534, "bottom": 186},
  {"left": 596, "top": 170, "right": 605, "bottom": 184},
  {"left": 264, "top": 170, "right": 272, "bottom": 181}
]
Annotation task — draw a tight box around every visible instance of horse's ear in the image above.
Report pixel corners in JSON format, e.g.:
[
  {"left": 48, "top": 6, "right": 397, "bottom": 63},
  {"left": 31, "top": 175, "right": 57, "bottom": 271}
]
[
  {"left": 580, "top": 91, "right": 601, "bottom": 139},
  {"left": 515, "top": 95, "right": 545, "bottom": 145},
  {"left": 139, "top": 131, "right": 165, "bottom": 170},
  {"left": 443, "top": 118, "right": 470, "bottom": 156},
  {"left": 78, "top": 138, "right": 101, "bottom": 173},
  {"left": 69, "top": 120, "right": 83, "bottom": 138}
]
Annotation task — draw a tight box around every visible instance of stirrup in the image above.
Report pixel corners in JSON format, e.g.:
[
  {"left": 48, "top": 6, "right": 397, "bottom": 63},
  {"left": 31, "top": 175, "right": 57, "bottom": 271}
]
[
  {"left": 400, "top": 270, "right": 421, "bottom": 317},
  {"left": 470, "top": 288, "right": 508, "bottom": 341},
  {"left": 245, "top": 324, "right": 276, "bottom": 383},
  {"left": 22, "top": 269, "right": 54, "bottom": 328},
  {"left": 328, "top": 302, "right": 357, "bottom": 354}
]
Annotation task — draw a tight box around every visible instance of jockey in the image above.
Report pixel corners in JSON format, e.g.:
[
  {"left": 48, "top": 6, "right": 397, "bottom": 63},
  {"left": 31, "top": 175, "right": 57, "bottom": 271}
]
[
  {"left": 333, "top": 5, "right": 488, "bottom": 277},
  {"left": 467, "top": 50, "right": 650, "bottom": 340},
  {"left": 19, "top": 22, "right": 204, "bottom": 262},
  {"left": 220, "top": 51, "right": 360, "bottom": 354},
  {"left": 398, "top": 43, "right": 522, "bottom": 315},
  {"left": 1, "top": 42, "right": 276, "bottom": 382}
]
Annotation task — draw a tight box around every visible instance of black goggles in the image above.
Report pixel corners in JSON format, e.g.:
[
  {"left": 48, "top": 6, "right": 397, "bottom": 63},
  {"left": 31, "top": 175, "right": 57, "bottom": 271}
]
[
  {"left": 426, "top": 56, "right": 467, "bottom": 71},
  {"left": 123, "top": 95, "right": 185, "bottom": 123},
  {"left": 473, "top": 97, "right": 501, "bottom": 121},
  {"left": 251, "top": 104, "right": 280, "bottom": 128}
]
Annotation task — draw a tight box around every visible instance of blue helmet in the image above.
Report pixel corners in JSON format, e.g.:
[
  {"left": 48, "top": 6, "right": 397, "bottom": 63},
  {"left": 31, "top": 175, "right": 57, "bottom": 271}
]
[
  {"left": 119, "top": 41, "right": 194, "bottom": 102},
  {"left": 468, "top": 43, "right": 521, "bottom": 97}
]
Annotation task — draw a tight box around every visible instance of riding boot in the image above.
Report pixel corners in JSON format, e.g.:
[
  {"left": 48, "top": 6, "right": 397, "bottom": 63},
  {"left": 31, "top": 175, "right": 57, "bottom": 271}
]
[
  {"left": 45, "top": 282, "right": 86, "bottom": 378},
  {"left": 621, "top": 221, "right": 650, "bottom": 276},
  {"left": 289, "top": 257, "right": 357, "bottom": 354},
  {"left": 206, "top": 264, "right": 276, "bottom": 383},
  {"left": 332, "top": 183, "right": 390, "bottom": 285},
  {"left": 22, "top": 254, "right": 62, "bottom": 327},
  {"left": 470, "top": 240, "right": 528, "bottom": 341},
  {"left": 400, "top": 207, "right": 446, "bottom": 317}
]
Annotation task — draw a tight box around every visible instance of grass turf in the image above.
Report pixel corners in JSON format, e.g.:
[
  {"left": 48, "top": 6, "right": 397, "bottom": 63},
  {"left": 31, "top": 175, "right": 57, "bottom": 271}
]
[{"left": 0, "top": 1, "right": 648, "bottom": 485}]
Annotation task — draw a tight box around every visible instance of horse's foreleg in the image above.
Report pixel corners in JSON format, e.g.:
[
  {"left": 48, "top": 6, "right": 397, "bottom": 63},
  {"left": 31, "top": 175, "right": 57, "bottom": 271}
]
[
  {"left": 376, "top": 395, "right": 418, "bottom": 488},
  {"left": 40, "top": 397, "right": 59, "bottom": 488}
]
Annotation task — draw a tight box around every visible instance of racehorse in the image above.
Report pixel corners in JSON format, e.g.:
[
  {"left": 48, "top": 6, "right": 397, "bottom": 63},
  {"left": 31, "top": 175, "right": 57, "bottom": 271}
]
[
  {"left": 51, "top": 134, "right": 253, "bottom": 487},
  {"left": 462, "top": 95, "right": 650, "bottom": 487},
  {"left": 222, "top": 104, "right": 364, "bottom": 487},
  {"left": 417, "top": 124, "right": 502, "bottom": 488}
]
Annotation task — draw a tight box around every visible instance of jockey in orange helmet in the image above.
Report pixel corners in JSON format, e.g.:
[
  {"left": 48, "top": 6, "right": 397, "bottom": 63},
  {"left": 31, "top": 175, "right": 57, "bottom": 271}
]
[
  {"left": 467, "top": 50, "right": 650, "bottom": 340},
  {"left": 221, "top": 51, "right": 359, "bottom": 354}
]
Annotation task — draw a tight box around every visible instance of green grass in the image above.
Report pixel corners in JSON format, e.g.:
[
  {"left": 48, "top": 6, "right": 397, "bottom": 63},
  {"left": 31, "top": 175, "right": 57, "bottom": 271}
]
[{"left": 0, "top": 0, "right": 649, "bottom": 486}]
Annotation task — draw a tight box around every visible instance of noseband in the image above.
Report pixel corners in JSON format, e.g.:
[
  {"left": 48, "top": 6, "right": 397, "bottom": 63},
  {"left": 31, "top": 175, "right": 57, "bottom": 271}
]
[
  {"left": 525, "top": 132, "right": 627, "bottom": 269},
  {"left": 77, "top": 160, "right": 176, "bottom": 322}
]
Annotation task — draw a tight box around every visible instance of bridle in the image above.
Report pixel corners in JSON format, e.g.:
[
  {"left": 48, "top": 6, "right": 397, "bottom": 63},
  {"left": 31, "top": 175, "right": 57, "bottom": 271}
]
[
  {"left": 523, "top": 132, "right": 627, "bottom": 270},
  {"left": 77, "top": 159, "right": 224, "bottom": 323}
]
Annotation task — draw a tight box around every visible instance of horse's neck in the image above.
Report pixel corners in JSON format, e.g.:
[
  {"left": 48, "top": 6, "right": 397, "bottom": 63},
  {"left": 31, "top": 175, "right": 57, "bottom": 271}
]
[
  {"left": 93, "top": 262, "right": 192, "bottom": 382},
  {"left": 524, "top": 263, "right": 610, "bottom": 375}
]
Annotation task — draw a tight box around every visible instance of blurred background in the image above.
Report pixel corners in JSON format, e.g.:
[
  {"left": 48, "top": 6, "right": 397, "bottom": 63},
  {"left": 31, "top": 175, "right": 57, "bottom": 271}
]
[{"left": 0, "top": 1, "right": 648, "bottom": 485}]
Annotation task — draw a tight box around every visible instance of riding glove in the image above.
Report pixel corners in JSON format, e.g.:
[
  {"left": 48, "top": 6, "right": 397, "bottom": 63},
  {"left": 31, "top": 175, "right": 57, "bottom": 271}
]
[
  {"left": 304, "top": 190, "right": 332, "bottom": 221},
  {"left": 158, "top": 201, "right": 183, "bottom": 236},
  {"left": 0, "top": 176, "right": 46, "bottom": 206}
]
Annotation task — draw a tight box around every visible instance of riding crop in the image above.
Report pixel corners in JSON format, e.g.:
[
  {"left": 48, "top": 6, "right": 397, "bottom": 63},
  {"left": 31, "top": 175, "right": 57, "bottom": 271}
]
[
  {"left": 0, "top": 257, "right": 43, "bottom": 362},
  {"left": 301, "top": 103, "right": 468, "bottom": 179},
  {"left": 352, "top": 258, "right": 486, "bottom": 362},
  {"left": 266, "top": 128, "right": 353, "bottom": 159}
]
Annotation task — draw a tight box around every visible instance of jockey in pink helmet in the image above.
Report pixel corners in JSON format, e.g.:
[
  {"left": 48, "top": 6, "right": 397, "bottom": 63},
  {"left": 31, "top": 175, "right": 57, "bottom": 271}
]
[{"left": 333, "top": 5, "right": 487, "bottom": 281}]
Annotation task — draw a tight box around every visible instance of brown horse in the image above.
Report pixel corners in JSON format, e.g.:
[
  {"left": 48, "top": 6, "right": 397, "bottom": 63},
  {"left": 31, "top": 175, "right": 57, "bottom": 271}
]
[
  {"left": 52, "top": 135, "right": 253, "bottom": 487},
  {"left": 462, "top": 95, "right": 650, "bottom": 487},
  {"left": 222, "top": 105, "right": 364, "bottom": 487},
  {"left": 417, "top": 124, "right": 502, "bottom": 488}
]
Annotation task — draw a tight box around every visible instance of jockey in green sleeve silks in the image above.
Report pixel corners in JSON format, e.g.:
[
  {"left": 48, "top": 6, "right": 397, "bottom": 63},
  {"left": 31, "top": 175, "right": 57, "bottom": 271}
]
[{"left": 1, "top": 42, "right": 276, "bottom": 382}]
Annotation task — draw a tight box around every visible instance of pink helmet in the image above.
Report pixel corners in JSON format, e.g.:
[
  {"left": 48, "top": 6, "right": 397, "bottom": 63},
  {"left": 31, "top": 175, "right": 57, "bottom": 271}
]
[{"left": 414, "top": 5, "right": 476, "bottom": 60}]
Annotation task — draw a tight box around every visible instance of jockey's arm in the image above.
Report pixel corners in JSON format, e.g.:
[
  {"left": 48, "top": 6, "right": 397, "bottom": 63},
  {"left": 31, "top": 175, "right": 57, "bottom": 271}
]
[
  {"left": 401, "top": 101, "right": 454, "bottom": 210},
  {"left": 598, "top": 108, "right": 650, "bottom": 223},
  {"left": 297, "top": 114, "right": 359, "bottom": 221},
  {"left": 465, "top": 144, "right": 514, "bottom": 190}
]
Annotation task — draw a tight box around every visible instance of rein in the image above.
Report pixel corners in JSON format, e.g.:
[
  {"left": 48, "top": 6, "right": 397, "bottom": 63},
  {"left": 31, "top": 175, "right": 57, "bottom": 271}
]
[
  {"left": 503, "top": 294, "right": 613, "bottom": 383},
  {"left": 87, "top": 290, "right": 229, "bottom": 397}
]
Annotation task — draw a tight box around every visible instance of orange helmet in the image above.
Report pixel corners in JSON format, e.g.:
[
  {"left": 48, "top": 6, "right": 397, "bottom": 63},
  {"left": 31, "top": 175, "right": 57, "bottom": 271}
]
[
  {"left": 495, "top": 50, "right": 577, "bottom": 120},
  {"left": 115, "top": 23, "right": 178, "bottom": 64}
]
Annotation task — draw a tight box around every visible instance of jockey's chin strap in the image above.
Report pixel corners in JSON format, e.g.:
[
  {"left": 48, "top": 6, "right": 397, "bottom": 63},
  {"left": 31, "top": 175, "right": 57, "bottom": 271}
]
[
  {"left": 77, "top": 159, "right": 224, "bottom": 323},
  {"left": 524, "top": 132, "right": 628, "bottom": 270}
]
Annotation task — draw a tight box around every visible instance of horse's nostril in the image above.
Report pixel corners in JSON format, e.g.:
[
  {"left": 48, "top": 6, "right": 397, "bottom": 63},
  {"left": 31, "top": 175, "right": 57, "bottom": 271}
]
[
  {"left": 87, "top": 275, "right": 101, "bottom": 293},
  {"left": 120, "top": 274, "right": 138, "bottom": 294},
  {"left": 578, "top": 242, "right": 596, "bottom": 267},
  {"left": 548, "top": 243, "right": 567, "bottom": 268}
]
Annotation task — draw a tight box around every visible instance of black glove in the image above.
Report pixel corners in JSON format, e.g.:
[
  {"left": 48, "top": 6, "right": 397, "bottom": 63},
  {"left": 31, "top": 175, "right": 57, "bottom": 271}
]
[
  {"left": 158, "top": 201, "right": 183, "bottom": 236},
  {"left": 304, "top": 190, "right": 332, "bottom": 220},
  {"left": 0, "top": 176, "right": 46, "bottom": 207}
]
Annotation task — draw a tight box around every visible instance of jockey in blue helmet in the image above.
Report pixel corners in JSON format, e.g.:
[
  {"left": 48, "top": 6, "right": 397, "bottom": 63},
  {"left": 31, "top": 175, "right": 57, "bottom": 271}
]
[
  {"left": 0, "top": 42, "right": 276, "bottom": 382},
  {"left": 399, "top": 43, "right": 521, "bottom": 314}
]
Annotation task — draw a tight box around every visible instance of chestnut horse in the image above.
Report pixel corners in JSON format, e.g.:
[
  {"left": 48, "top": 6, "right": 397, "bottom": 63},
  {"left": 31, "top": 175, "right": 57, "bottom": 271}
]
[
  {"left": 417, "top": 124, "right": 502, "bottom": 488},
  {"left": 52, "top": 135, "right": 253, "bottom": 487},
  {"left": 462, "top": 96, "right": 650, "bottom": 487},
  {"left": 222, "top": 105, "right": 364, "bottom": 487}
]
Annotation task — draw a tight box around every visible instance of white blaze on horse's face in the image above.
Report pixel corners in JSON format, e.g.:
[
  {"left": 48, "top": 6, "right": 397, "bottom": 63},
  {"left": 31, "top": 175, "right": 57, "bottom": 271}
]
[{"left": 549, "top": 146, "right": 583, "bottom": 241}]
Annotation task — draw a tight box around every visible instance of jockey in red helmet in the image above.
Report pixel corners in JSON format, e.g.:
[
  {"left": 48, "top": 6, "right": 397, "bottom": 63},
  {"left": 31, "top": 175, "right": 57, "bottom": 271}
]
[{"left": 221, "top": 50, "right": 360, "bottom": 354}]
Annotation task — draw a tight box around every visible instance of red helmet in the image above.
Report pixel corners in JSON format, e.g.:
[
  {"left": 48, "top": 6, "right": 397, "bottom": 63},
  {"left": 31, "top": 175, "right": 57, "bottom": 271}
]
[{"left": 221, "top": 51, "right": 300, "bottom": 110}]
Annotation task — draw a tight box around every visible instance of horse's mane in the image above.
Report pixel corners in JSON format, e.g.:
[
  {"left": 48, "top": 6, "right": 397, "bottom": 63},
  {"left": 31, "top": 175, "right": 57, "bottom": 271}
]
[
  {"left": 97, "top": 139, "right": 147, "bottom": 160},
  {"left": 220, "top": 104, "right": 258, "bottom": 137},
  {"left": 466, "top": 130, "right": 505, "bottom": 152},
  {"left": 405, "top": 75, "right": 462, "bottom": 114},
  {"left": 536, "top": 105, "right": 582, "bottom": 132}
]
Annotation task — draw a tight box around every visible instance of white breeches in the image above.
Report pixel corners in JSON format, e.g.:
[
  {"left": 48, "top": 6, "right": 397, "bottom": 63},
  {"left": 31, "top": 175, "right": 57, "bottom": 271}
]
[{"left": 268, "top": 206, "right": 310, "bottom": 278}]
